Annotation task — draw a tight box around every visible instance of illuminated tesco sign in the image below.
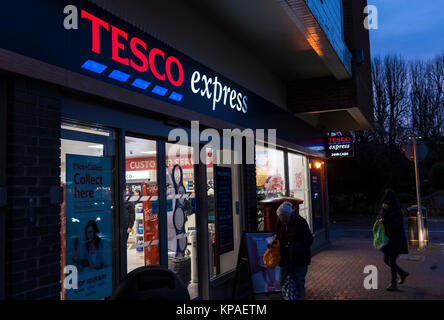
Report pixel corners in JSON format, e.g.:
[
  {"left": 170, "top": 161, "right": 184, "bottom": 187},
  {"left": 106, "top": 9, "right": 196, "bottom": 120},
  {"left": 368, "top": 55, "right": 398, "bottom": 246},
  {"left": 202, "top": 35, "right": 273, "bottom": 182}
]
[
  {"left": 325, "top": 136, "right": 354, "bottom": 158},
  {"left": 0, "top": 0, "right": 316, "bottom": 143},
  {"left": 81, "top": 10, "right": 184, "bottom": 87},
  {"left": 67, "top": 7, "right": 248, "bottom": 114}
]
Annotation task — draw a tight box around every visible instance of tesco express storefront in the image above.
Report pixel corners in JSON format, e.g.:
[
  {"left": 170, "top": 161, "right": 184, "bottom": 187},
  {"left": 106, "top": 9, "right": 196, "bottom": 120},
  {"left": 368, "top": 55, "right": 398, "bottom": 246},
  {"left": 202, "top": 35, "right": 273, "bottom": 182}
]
[{"left": 0, "top": 0, "right": 329, "bottom": 300}]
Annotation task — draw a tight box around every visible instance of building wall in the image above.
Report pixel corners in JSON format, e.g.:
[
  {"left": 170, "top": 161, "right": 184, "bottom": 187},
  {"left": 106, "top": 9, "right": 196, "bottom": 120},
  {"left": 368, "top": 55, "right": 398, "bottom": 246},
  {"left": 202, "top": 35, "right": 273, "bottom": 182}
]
[
  {"left": 305, "top": 0, "right": 352, "bottom": 74},
  {"left": 342, "top": 0, "right": 374, "bottom": 125},
  {"left": 6, "top": 77, "right": 61, "bottom": 299},
  {"left": 89, "top": 0, "right": 288, "bottom": 110}
]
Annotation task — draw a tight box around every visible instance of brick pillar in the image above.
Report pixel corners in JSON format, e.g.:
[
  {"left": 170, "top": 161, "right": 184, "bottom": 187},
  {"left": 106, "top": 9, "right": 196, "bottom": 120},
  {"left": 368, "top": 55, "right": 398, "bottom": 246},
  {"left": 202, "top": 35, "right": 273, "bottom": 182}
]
[{"left": 6, "top": 77, "right": 61, "bottom": 300}]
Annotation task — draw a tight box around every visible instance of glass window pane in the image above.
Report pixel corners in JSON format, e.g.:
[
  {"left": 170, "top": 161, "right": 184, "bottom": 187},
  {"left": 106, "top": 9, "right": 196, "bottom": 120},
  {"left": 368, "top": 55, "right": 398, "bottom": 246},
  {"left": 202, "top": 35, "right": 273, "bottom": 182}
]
[
  {"left": 60, "top": 122, "right": 115, "bottom": 300},
  {"left": 255, "top": 145, "right": 286, "bottom": 230},
  {"left": 166, "top": 142, "right": 198, "bottom": 299},
  {"left": 288, "top": 152, "right": 311, "bottom": 226},
  {"left": 125, "top": 137, "right": 159, "bottom": 272}
]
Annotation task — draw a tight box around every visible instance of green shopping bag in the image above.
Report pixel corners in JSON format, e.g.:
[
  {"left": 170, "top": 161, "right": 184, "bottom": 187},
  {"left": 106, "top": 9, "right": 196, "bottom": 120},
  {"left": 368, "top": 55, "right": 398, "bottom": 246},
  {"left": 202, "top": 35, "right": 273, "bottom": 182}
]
[{"left": 372, "top": 219, "right": 389, "bottom": 250}]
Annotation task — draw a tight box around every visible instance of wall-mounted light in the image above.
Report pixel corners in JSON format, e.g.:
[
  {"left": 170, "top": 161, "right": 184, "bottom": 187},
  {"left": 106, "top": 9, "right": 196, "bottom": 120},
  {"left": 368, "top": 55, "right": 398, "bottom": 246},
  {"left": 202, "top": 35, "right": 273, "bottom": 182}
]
[{"left": 314, "top": 161, "right": 323, "bottom": 169}]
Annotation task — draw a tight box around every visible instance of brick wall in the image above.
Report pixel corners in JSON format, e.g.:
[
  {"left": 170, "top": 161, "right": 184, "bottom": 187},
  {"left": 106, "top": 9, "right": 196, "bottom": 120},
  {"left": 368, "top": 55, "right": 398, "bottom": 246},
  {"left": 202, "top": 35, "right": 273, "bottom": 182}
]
[
  {"left": 287, "top": 0, "right": 374, "bottom": 129},
  {"left": 6, "top": 77, "right": 61, "bottom": 300},
  {"left": 306, "top": 0, "right": 352, "bottom": 73}
]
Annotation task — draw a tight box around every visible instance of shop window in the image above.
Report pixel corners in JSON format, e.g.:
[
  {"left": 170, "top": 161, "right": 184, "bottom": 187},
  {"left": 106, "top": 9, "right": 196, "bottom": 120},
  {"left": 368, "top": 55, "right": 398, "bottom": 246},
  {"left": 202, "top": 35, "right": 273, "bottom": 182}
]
[
  {"left": 60, "top": 122, "right": 115, "bottom": 300},
  {"left": 287, "top": 152, "right": 311, "bottom": 226},
  {"left": 165, "top": 142, "right": 198, "bottom": 299},
  {"left": 207, "top": 148, "right": 243, "bottom": 278},
  {"left": 255, "top": 145, "right": 286, "bottom": 230},
  {"left": 125, "top": 137, "right": 159, "bottom": 273}
]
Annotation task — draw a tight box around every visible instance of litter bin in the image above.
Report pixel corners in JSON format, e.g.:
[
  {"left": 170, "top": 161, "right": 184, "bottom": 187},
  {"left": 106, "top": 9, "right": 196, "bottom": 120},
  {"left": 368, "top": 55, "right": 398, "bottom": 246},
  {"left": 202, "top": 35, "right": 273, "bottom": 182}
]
[
  {"left": 406, "top": 206, "right": 429, "bottom": 246},
  {"left": 112, "top": 266, "right": 190, "bottom": 300},
  {"left": 259, "top": 197, "right": 304, "bottom": 231}
]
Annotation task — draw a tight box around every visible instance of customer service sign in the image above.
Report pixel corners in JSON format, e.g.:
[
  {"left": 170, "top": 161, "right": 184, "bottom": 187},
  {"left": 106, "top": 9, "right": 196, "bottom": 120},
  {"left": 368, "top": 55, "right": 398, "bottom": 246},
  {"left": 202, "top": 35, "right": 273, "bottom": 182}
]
[{"left": 64, "top": 154, "right": 112, "bottom": 300}]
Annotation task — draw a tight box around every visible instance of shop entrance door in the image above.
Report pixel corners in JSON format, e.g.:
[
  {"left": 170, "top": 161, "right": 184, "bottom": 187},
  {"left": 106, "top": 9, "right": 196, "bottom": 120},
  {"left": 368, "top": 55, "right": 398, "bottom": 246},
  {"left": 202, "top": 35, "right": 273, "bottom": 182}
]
[
  {"left": 124, "top": 137, "right": 201, "bottom": 299},
  {"left": 60, "top": 122, "right": 116, "bottom": 300}
]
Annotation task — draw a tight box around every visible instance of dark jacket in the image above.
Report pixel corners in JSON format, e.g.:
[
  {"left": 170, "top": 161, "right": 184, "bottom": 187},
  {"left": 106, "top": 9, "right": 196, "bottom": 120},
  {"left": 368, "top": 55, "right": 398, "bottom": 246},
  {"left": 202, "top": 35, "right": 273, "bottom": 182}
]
[
  {"left": 126, "top": 200, "right": 135, "bottom": 230},
  {"left": 382, "top": 207, "right": 408, "bottom": 255},
  {"left": 275, "top": 212, "right": 314, "bottom": 267}
]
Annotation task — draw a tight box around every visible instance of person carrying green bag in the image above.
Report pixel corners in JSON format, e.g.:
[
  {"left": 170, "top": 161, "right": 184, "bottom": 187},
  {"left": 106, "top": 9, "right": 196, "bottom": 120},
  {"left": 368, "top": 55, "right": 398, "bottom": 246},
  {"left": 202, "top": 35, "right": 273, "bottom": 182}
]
[{"left": 378, "top": 189, "right": 409, "bottom": 291}]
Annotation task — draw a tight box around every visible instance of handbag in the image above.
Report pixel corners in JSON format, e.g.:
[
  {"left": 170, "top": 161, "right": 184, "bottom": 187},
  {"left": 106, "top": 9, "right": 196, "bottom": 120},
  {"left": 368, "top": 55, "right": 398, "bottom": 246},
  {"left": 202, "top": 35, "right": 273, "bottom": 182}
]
[
  {"left": 263, "top": 239, "right": 281, "bottom": 269},
  {"left": 282, "top": 275, "right": 297, "bottom": 300},
  {"left": 281, "top": 243, "right": 297, "bottom": 300},
  {"left": 372, "top": 219, "right": 389, "bottom": 250}
]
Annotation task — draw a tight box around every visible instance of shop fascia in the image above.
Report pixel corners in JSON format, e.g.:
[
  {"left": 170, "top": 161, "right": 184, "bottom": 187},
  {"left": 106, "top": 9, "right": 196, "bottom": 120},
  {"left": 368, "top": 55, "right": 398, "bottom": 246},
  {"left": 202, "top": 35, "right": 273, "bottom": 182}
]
[
  {"left": 167, "top": 121, "right": 276, "bottom": 166},
  {"left": 64, "top": 5, "right": 248, "bottom": 114}
]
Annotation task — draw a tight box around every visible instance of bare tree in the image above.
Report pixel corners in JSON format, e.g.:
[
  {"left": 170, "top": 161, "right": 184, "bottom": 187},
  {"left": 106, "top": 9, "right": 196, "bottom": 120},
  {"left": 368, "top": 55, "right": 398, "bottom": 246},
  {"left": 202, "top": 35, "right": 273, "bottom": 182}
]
[
  {"left": 408, "top": 54, "right": 443, "bottom": 143},
  {"left": 371, "top": 56, "right": 388, "bottom": 144},
  {"left": 384, "top": 55, "right": 409, "bottom": 149}
]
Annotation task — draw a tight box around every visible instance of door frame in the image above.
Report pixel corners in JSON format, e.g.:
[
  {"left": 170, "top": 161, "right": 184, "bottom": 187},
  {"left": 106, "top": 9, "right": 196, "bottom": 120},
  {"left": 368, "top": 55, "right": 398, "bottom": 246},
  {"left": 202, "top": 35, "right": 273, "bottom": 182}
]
[{"left": 122, "top": 132, "right": 208, "bottom": 299}]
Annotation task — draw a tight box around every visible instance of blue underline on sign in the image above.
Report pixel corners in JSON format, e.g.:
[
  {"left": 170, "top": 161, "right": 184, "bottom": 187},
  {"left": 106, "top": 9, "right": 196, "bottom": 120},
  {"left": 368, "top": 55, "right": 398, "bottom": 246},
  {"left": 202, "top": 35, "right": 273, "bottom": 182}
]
[
  {"left": 80, "top": 60, "right": 184, "bottom": 102},
  {"left": 131, "top": 78, "right": 151, "bottom": 90},
  {"left": 108, "top": 70, "right": 131, "bottom": 82},
  {"left": 169, "top": 92, "right": 183, "bottom": 102},
  {"left": 152, "top": 85, "right": 168, "bottom": 96},
  {"left": 81, "top": 60, "right": 108, "bottom": 74}
]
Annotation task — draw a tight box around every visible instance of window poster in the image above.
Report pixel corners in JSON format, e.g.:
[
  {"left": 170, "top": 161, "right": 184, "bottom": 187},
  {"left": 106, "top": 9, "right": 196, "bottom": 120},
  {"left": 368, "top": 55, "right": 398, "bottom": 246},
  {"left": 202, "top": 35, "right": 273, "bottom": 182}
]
[
  {"left": 64, "top": 154, "right": 113, "bottom": 300},
  {"left": 255, "top": 148, "right": 285, "bottom": 199}
]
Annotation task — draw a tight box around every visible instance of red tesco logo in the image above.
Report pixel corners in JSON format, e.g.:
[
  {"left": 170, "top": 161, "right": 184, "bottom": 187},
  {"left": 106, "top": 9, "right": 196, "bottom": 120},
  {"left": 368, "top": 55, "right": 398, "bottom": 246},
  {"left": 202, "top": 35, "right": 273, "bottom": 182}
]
[
  {"left": 81, "top": 10, "right": 184, "bottom": 87},
  {"left": 329, "top": 137, "right": 352, "bottom": 143}
]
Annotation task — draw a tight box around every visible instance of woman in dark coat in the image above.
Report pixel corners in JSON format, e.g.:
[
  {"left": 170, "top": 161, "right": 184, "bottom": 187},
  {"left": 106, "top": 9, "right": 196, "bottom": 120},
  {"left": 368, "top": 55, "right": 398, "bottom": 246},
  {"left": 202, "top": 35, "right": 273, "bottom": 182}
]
[{"left": 380, "top": 189, "right": 409, "bottom": 291}]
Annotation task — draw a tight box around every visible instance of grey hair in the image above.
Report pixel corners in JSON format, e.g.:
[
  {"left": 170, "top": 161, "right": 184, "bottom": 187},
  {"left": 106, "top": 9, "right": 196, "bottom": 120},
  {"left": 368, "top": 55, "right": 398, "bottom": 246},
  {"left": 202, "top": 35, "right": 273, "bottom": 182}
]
[{"left": 276, "top": 201, "right": 293, "bottom": 217}]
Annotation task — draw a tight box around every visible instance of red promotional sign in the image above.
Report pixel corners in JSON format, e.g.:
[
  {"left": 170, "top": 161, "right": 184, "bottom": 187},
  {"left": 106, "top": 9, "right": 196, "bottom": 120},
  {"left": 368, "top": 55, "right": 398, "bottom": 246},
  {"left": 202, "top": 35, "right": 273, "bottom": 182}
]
[
  {"left": 142, "top": 182, "right": 159, "bottom": 266},
  {"left": 126, "top": 154, "right": 213, "bottom": 171}
]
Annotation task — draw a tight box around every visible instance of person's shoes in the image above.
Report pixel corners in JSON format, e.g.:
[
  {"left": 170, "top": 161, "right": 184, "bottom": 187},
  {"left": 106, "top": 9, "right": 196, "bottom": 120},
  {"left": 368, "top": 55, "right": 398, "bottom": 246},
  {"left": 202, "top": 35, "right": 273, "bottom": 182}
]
[
  {"left": 386, "top": 284, "right": 398, "bottom": 291},
  {"left": 398, "top": 272, "right": 409, "bottom": 285}
]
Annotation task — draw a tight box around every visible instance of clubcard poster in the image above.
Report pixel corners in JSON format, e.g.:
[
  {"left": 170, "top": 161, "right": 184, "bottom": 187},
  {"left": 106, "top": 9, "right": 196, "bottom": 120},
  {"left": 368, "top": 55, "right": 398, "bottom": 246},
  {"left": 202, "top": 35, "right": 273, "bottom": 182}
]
[
  {"left": 245, "top": 232, "right": 282, "bottom": 294},
  {"left": 64, "top": 154, "right": 113, "bottom": 300}
]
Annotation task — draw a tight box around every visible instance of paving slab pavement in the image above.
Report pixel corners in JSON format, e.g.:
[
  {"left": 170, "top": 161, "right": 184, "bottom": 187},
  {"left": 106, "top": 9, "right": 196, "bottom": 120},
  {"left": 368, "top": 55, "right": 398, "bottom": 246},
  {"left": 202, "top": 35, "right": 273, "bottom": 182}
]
[{"left": 304, "top": 238, "right": 444, "bottom": 300}]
